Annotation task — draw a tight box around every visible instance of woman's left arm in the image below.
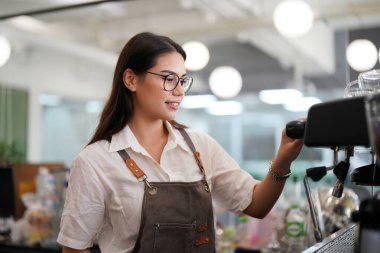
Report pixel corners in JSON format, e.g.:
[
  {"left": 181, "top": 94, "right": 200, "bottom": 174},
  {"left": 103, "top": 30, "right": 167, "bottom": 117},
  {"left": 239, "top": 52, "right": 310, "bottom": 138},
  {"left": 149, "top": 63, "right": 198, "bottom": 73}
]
[{"left": 243, "top": 129, "right": 303, "bottom": 219}]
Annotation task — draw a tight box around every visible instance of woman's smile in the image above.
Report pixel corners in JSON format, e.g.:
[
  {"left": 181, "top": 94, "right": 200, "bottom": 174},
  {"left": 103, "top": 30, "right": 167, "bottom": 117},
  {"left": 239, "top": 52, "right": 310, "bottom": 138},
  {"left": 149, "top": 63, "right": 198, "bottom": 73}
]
[{"left": 165, "top": 101, "right": 181, "bottom": 110}]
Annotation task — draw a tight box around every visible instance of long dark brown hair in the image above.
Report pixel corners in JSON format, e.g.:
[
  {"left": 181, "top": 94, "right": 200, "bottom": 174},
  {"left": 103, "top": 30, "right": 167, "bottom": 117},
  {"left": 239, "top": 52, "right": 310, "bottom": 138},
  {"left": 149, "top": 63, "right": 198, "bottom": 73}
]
[{"left": 88, "top": 32, "right": 187, "bottom": 145}]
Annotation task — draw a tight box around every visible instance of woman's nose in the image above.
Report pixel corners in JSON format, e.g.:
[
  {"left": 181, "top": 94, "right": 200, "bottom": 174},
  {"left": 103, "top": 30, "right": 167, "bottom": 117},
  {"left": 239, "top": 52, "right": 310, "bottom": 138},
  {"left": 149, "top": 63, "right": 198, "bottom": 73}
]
[{"left": 172, "top": 82, "right": 185, "bottom": 96}]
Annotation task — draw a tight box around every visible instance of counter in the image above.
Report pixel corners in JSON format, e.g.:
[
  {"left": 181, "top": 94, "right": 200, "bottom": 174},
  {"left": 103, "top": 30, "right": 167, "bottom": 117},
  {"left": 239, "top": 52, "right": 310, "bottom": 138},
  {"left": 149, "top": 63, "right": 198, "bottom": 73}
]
[{"left": 0, "top": 242, "right": 100, "bottom": 253}]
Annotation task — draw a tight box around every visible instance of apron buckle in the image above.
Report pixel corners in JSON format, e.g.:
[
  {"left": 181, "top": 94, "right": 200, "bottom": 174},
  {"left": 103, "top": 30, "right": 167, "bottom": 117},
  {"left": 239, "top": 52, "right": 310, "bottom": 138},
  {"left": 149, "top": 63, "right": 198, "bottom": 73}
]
[
  {"left": 148, "top": 186, "right": 158, "bottom": 195},
  {"left": 144, "top": 179, "right": 158, "bottom": 195},
  {"left": 204, "top": 181, "right": 210, "bottom": 192},
  {"left": 203, "top": 176, "right": 210, "bottom": 192}
]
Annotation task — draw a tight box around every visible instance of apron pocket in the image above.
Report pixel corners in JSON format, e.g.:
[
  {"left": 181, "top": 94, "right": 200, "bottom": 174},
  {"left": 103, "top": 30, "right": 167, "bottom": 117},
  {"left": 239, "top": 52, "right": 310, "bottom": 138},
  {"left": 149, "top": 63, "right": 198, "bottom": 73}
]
[{"left": 153, "top": 222, "right": 195, "bottom": 253}]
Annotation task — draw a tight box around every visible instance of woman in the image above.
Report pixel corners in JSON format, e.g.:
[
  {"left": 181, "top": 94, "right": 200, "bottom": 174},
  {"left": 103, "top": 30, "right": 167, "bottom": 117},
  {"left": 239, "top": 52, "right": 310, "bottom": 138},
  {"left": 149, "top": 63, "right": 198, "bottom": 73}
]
[{"left": 57, "top": 32, "right": 303, "bottom": 253}]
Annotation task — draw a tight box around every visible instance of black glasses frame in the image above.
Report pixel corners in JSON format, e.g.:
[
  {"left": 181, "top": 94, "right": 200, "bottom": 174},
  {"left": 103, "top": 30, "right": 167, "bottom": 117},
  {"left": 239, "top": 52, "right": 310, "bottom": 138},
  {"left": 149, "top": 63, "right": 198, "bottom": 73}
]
[{"left": 146, "top": 71, "right": 193, "bottom": 92}]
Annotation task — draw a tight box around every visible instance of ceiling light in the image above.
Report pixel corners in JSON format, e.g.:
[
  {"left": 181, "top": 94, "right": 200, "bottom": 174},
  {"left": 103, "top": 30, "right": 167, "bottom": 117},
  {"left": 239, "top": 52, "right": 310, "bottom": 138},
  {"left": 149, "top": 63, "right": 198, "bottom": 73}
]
[
  {"left": 0, "top": 35, "right": 11, "bottom": 67},
  {"left": 209, "top": 66, "right": 242, "bottom": 99},
  {"left": 283, "top": 96, "right": 321, "bottom": 112},
  {"left": 259, "top": 89, "right": 303, "bottom": 104},
  {"left": 273, "top": 0, "right": 314, "bottom": 37},
  {"left": 346, "top": 39, "right": 377, "bottom": 72},
  {"left": 181, "top": 94, "right": 217, "bottom": 109},
  {"left": 206, "top": 101, "right": 243, "bottom": 115},
  {"left": 182, "top": 41, "right": 210, "bottom": 71}
]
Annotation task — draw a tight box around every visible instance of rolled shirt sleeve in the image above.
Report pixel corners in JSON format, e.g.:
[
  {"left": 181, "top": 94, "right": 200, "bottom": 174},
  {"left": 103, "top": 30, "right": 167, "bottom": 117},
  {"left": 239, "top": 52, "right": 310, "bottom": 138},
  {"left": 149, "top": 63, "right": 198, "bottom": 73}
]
[
  {"left": 57, "top": 156, "right": 105, "bottom": 249},
  {"left": 188, "top": 130, "right": 260, "bottom": 214}
]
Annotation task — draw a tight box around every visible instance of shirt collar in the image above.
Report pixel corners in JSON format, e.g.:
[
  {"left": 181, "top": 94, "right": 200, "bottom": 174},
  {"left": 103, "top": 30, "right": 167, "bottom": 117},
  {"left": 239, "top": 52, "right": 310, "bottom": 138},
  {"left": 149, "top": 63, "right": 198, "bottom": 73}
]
[
  {"left": 108, "top": 121, "right": 192, "bottom": 154},
  {"left": 108, "top": 124, "right": 142, "bottom": 153},
  {"left": 164, "top": 121, "right": 192, "bottom": 153}
]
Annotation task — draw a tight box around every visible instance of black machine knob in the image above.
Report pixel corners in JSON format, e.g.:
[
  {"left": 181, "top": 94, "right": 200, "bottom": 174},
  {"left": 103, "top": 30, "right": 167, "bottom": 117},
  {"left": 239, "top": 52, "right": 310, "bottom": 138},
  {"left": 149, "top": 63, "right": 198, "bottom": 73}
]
[{"left": 285, "top": 120, "right": 306, "bottom": 139}]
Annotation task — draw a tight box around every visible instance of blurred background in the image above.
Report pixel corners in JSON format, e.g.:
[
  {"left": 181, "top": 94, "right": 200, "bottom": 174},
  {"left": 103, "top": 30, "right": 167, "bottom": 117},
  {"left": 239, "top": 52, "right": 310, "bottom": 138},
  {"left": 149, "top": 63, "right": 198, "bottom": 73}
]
[
  {"left": 2, "top": 1, "right": 380, "bottom": 251},
  {"left": 0, "top": 0, "right": 380, "bottom": 177}
]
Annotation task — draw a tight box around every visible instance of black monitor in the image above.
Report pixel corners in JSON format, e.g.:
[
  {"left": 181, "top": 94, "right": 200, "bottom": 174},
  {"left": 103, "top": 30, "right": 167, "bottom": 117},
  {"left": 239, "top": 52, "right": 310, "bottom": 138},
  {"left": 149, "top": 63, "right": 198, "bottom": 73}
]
[{"left": 0, "top": 166, "right": 15, "bottom": 218}]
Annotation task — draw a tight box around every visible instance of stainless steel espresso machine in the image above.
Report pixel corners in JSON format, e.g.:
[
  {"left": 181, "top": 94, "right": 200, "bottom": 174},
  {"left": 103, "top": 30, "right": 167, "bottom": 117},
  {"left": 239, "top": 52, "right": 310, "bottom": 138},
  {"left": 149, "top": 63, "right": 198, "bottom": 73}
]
[{"left": 286, "top": 94, "right": 380, "bottom": 253}]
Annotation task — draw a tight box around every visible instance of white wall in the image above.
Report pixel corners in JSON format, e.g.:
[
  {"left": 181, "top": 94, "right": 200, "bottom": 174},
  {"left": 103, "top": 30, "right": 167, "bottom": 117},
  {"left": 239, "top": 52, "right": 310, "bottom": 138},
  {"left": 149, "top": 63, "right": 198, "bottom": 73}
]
[{"left": 0, "top": 43, "right": 116, "bottom": 162}]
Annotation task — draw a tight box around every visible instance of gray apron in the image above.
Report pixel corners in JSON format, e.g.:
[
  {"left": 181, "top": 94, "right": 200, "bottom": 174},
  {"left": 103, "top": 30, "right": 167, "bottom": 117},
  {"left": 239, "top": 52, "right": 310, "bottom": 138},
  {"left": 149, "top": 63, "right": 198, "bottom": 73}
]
[{"left": 116, "top": 128, "right": 216, "bottom": 253}]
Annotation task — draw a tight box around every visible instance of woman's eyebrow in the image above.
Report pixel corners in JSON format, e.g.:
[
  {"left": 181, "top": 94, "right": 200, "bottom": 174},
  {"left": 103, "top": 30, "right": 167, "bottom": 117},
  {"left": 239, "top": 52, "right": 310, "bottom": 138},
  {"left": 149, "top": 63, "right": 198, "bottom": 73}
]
[{"left": 160, "top": 69, "right": 187, "bottom": 77}]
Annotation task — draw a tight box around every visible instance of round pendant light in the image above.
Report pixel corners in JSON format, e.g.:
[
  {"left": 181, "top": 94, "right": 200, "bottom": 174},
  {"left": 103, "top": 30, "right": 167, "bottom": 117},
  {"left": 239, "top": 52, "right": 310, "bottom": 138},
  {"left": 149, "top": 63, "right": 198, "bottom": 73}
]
[
  {"left": 0, "top": 35, "right": 11, "bottom": 67},
  {"left": 273, "top": 0, "right": 314, "bottom": 37},
  {"left": 209, "top": 66, "right": 242, "bottom": 99},
  {"left": 346, "top": 39, "right": 377, "bottom": 72},
  {"left": 182, "top": 41, "right": 210, "bottom": 71}
]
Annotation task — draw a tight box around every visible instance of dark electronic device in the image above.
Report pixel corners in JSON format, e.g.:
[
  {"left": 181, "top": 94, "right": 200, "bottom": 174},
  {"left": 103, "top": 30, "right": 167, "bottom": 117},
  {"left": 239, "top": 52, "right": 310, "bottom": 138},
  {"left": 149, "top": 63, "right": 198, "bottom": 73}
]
[
  {"left": 285, "top": 96, "right": 370, "bottom": 147},
  {"left": 0, "top": 167, "right": 15, "bottom": 219},
  {"left": 0, "top": 166, "right": 15, "bottom": 235},
  {"left": 351, "top": 192, "right": 380, "bottom": 253},
  {"left": 285, "top": 95, "right": 380, "bottom": 252}
]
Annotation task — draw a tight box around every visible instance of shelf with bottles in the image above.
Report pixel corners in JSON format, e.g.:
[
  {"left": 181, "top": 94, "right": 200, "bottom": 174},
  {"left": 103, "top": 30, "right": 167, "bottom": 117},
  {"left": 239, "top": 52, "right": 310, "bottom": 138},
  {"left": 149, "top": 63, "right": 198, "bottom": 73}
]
[{"left": 6, "top": 166, "right": 70, "bottom": 249}]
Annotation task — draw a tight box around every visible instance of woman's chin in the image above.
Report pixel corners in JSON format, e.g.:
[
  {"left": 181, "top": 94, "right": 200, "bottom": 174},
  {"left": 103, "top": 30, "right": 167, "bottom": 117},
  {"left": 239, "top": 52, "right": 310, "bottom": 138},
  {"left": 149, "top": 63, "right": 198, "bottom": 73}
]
[
  {"left": 163, "top": 111, "right": 178, "bottom": 121},
  {"left": 158, "top": 114, "right": 176, "bottom": 122}
]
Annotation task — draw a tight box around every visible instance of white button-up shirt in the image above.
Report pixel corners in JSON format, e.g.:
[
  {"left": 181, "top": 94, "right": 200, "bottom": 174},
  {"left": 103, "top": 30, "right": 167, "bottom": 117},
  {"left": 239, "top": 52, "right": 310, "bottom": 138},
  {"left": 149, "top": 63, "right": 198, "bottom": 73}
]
[{"left": 57, "top": 121, "right": 259, "bottom": 252}]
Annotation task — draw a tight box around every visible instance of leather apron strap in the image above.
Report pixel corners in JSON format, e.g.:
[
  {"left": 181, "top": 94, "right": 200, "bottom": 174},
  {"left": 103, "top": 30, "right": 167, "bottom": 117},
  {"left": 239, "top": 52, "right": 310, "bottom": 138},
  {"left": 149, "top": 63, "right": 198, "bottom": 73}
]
[
  {"left": 116, "top": 128, "right": 210, "bottom": 192},
  {"left": 178, "top": 128, "right": 210, "bottom": 192}
]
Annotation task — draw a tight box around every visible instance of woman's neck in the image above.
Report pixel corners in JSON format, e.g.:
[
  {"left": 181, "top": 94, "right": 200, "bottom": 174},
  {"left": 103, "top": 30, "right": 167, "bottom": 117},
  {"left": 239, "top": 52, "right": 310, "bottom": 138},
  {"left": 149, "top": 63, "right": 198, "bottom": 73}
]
[
  {"left": 128, "top": 117, "right": 169, "bottom": 163},
  {"left": 129, "top": 117, "right": 167, "bottom": 139}
]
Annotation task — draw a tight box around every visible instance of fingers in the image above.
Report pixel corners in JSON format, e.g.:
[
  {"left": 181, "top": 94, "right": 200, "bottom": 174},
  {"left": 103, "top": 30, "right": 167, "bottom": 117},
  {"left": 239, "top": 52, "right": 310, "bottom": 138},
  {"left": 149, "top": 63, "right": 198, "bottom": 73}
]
[{"left": 278, "top": 129, "right": 304, "bottom": 162}]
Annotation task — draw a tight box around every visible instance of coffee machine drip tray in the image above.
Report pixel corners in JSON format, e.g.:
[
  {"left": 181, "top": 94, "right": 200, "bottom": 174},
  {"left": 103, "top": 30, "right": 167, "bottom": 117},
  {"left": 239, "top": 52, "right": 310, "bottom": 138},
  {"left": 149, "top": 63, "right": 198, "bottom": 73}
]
[{"left": 303, "top": 224, "right": 357, "bottom": 253}]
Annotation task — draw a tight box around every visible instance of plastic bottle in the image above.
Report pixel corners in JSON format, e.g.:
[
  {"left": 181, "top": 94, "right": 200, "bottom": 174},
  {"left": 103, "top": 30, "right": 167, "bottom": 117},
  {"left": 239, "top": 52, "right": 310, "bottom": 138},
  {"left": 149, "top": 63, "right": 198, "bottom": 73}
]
[
  {"left": 285, "top": 176, "right": 307, "bottom": 253},
  {"left": 236, "top": 215, "right": 250, "bottom": 247},
  {"left": 41, "top": 169, "right": 70, "bottom": 248},
  {"left": 40, "top": 197, "right": 61, "bottom": 248},
  {"left": 35, "top": 167, "right": 59, "bottom": 247},
  {"left": 285, "top": 204, "right": 306, "bottom": 253},
  {"left": 49, "top": 169, "right": 69, "bottom": 246},
  {"left": 262, "top": 193, "right": 287, "bottom": 253},
  {"left": 36, "top": 167, "right": 50, "bottom": 201}
]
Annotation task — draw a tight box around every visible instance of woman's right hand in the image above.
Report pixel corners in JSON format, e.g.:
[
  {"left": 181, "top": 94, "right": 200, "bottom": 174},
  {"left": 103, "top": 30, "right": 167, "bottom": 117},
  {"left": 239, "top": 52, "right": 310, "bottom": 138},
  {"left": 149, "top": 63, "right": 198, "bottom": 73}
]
[{"left": 272, "top": 128, "right": 304, "bottom": 171}]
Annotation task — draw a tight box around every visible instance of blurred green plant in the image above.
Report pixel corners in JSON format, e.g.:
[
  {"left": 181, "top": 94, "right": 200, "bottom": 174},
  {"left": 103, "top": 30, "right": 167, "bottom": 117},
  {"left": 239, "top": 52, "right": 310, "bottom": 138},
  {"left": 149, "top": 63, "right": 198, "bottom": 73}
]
[{"left": 0, "top": 140, "right": 25, "bottom": 166}]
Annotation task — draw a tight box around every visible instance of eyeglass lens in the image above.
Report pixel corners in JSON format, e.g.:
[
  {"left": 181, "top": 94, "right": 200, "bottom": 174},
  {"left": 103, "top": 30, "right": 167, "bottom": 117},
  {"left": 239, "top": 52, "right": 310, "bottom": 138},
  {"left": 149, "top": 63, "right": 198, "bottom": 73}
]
[{"left": 164, "top": 74, "right": 192, "bottom": 92}]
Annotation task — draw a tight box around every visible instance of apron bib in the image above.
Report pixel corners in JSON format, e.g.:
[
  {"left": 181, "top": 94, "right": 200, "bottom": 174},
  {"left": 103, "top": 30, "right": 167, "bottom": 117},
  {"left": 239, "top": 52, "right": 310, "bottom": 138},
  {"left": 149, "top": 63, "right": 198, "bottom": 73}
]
[{"left": 116, "top": 128, "right": 216, "bottom": 253}]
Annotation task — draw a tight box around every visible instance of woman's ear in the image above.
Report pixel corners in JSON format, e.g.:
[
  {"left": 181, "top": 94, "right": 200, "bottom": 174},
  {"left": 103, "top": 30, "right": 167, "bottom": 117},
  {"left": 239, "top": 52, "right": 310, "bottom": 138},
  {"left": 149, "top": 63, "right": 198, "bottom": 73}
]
[{"left": 123, "top": 68, "right": 137, "bottom": 92}]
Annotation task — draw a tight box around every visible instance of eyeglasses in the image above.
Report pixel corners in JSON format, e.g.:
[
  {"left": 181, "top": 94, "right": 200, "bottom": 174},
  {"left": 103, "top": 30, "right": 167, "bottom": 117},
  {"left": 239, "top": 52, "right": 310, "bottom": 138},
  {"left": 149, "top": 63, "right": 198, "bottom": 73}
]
[{"left": 146, "top": 71, "right": 193, "bottom": 93}]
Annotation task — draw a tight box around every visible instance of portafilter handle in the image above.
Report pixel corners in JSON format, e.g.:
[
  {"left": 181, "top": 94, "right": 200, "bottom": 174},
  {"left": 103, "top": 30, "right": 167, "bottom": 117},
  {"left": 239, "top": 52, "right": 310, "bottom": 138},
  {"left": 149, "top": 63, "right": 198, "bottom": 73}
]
[{"left": 285, "top": 120, "right": 306, "bottom": 139}]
